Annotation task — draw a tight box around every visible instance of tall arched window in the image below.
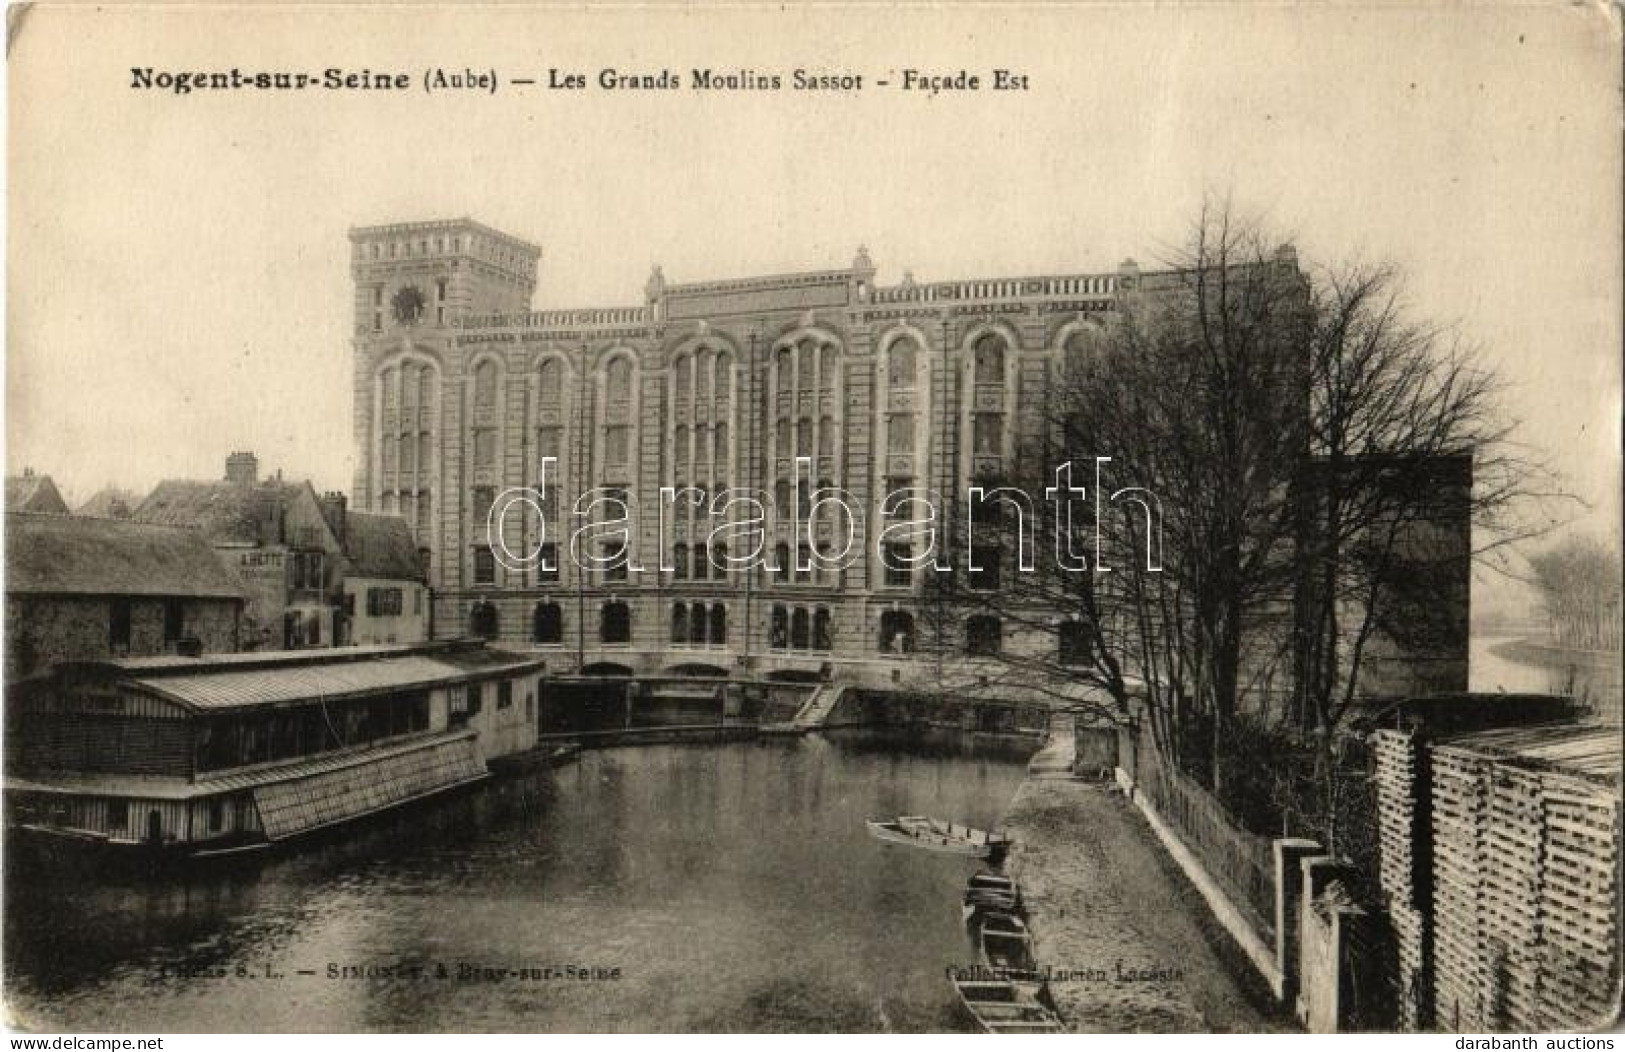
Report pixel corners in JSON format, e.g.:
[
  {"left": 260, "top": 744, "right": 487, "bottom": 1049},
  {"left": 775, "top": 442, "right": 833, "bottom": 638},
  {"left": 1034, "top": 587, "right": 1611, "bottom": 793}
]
[
  {"left": 790, "top": 608, "right": 810, "bottom": 650},
  {"left": 688, "top": 602, "right": 707, "bottom": 645},
  {"left": 474, "top": 360, "right": 499, "bottom": 408},
  {"left": 601, "top": 354, "right": 636, "bottom": 483},
  {"left": 671, "top": 603, "right": 689, "bottom": 644},
  {"left": 708, "top": 604, "right": 727, "bottom": 646},
  {"left": 970, "top": 333, "right": 1009, "bottom": 465},
  {"left": 879, "top": 610, "right": 915, "bottom": 654},
  {"left": 770, "top": 605, "right": 788, "bottom": 649},
  {"left": 812, "top": 608, "right": 832, "bottom": 651},
  {"left": 376, "top": 358, "right": 438, "bottom": 545}
]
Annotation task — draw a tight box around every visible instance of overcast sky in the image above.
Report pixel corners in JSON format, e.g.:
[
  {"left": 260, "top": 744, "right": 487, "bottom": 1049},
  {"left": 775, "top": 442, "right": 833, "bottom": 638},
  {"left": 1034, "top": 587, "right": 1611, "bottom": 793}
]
[{"left": 8, "top": 5, "right": 1621, "bottom": 594}]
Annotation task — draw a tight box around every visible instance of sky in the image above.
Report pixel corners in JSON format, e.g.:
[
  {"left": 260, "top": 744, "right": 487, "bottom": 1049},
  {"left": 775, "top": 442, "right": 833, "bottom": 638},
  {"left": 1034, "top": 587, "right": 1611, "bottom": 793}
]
[{"left": 7, "top": 4, "right": 1621, "bottom": 606}]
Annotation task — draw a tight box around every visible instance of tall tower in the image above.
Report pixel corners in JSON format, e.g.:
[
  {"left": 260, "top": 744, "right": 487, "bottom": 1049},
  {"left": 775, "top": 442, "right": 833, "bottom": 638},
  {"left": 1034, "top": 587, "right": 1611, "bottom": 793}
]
[
  {"left": 348, "top": 218, "right": 540, "bottom": 335},
  {"left": 348, "top": 220, "right": 542, "bottom": 572}
]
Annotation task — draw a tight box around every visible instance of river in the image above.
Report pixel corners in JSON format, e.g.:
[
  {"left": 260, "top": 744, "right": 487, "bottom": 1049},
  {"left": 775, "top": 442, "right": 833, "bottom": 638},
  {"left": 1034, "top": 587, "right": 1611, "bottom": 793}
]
[{"left": 3, "top": 730, "right": 1037, "bottom": 1033}]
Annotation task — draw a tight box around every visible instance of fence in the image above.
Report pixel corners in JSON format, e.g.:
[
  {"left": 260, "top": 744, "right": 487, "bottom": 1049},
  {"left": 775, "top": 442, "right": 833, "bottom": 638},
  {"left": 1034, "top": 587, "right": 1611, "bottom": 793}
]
[{"left": 1133, "top": 726, "right": 1279, "bottom": 946}]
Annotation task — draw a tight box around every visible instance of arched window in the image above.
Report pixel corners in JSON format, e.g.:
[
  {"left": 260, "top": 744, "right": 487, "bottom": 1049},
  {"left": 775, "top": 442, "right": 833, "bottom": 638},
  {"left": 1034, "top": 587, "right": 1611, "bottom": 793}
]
[
  {"left": 692, "top": 543, "right": 709, "bottom": 581},
  {"left": 532, "top": 602, "right": 562, "bottom": 644},
  {"left": 974, "top": 333, "right": 1006, "bottom": 385},
  {"left": 600, "top": 601, "right": 631, "bottom": 644},
  {"left": 673, "top": 542, "right": 689, "bottom": 580},
  {"left": 966, "top": 615, "right": 1002, "bottom": 657},
  {"left": 674, "top": 425, "right": 690, "bottom": 480},
  {"left": 797, "top": 341, "right": 816, "bottom": 389},
  {"left": 818, "top": 417, "right": 834, "bottom": 456},
  {"left": 671, "top": 604, "right": 689, "bottom": 644},
  {"left": 790, "top": 608, "right": 810, "bottom": 650},
  {"left": 770, "top": 605, "right": 788, "bottom": 649},
  {"left": 879, "top": 610, "right": 915, "bottom": 654},
  {"left": 776, "top": 348, "right": 793, "bottom": 396},
  {"left": 713, "top": 543, "right": 729, "bottom": 579},
  {"left": 470, "top": 601, "right": 499, "bottom": 641},
  {"left": 889, "top": 337, "right": 918, "bottom": 389},
  {"left": 606, "top": 357, "right": 632, "bottom": 403},
  {"left": 539, "top": 357, "right": 563, "bottom": 400},
  {"left": 709, "top": 604, "right": 727, "bottom": 645},
  {"left": 774, "top": 542, "right": 791, "bottom": 581},
  {"left": 474, "top": 360, "right": 498, "bottom": 407},
  {"left": 688, "top": 602, "right": 707, "bottom": 645}
]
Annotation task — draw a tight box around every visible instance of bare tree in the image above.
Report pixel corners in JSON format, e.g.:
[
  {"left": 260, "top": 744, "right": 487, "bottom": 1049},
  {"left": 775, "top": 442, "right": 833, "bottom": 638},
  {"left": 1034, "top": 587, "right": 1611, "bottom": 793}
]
[{"left": 1527, "top": 535, "right": 1623, "bottom": 650}]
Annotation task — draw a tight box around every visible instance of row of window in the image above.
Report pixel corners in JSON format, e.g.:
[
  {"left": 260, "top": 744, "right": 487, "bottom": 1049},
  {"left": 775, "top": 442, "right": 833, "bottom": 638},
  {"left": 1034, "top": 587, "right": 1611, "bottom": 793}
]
[
  {"left": 468, "top": 541, "right": 1002, "bottom": 589},
  {"left": 465, "top": 598, "right": 1094, "bottom": 663}
]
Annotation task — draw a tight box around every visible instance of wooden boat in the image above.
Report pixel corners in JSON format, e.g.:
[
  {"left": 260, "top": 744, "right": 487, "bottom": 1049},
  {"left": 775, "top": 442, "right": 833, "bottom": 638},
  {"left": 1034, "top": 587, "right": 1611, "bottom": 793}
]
[
  {"left": 864, "top": 815, "right": 1010, "bottom": 858},
  {"left": 962, "top": 870, "right": 1023, "bottom": 921},
  {"left": 951, "top": 978, "right": 1064, "bottom": 1034},
  {"left": 979, "top": 916, "right": 1037, "bottom": 974}
]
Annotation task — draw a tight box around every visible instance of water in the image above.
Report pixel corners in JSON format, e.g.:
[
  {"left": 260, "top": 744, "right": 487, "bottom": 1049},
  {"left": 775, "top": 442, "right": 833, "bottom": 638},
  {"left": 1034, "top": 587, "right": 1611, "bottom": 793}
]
[
  {"left": 4, "top": 730, "right": 1037, "bottom": 1032},
  {"left": 1471, "top": 634, "right": 1622, "bottom": 721}
]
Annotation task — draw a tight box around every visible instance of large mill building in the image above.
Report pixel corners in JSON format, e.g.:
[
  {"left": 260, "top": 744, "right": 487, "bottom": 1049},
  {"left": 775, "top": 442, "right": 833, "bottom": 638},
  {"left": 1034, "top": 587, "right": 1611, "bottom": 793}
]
[{"left": 348, "top": 218, "right": 1319, "bottom": 695}]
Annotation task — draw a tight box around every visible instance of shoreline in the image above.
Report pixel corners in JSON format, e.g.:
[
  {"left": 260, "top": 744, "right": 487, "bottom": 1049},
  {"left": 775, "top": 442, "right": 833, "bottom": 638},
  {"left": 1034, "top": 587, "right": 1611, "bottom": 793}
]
[{"left": 995, "top": 717, "right": 1291, "bottom": 1032}]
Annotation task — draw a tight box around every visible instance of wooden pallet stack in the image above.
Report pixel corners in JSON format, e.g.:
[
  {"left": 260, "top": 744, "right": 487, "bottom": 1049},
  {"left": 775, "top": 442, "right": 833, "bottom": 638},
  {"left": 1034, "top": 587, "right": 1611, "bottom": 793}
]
[
  {"left": 1481, "top": 765, "right": 1547, "bottom": 1027},
  {"left": 1533, "top": 771, "right": 1620, "bottom": 1030},
  {"left": 1428, "top": 743, "right": 1493, "bottom": 1031},
  {"left": 1369, "top": 729, "right": 1430, "bottom": 1029}
]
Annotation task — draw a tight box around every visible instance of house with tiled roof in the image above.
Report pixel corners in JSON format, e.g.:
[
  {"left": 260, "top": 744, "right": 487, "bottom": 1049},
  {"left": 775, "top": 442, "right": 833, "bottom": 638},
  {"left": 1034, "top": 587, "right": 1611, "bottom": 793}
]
[
  {"left": 132, "top": 452, "right": 344, "bottom": 651},
  {"left": 5, "top": 469, "right": 69, "bottom": 515},
  {"left": 317, "top": 493, "right": 430, "bottom": 645},
  {"left": 4, "top": 512, "right": 247, "bottom": 682}
]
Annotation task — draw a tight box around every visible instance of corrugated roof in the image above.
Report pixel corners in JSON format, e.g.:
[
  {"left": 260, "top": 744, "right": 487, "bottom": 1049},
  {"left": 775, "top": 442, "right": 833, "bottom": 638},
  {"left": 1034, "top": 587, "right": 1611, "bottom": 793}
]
[
  {"left": 5, "top": 512, "right": 247, "bottom": 599},
  {"left": 343, "top": 511, "right": 424, "bottom": 581},
  {"left": 1443, "top": 722, "right": 1622, "bottom": 783},
  {"left": 121, "top": 648, "right": 548, "bottom": 712}
]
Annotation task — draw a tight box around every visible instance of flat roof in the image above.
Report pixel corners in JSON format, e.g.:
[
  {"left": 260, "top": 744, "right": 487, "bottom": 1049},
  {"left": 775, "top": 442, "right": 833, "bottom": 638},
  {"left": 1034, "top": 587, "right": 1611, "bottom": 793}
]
[{"left": 1440, "top": 722, "right": 1622, "bottom": 784}]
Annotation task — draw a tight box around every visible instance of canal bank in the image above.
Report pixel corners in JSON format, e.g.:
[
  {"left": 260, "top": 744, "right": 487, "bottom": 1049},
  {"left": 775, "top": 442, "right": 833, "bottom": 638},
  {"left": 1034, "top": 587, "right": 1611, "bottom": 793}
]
[{"left": 999, "top": 720, "right": 1292, "bottom": 1032}]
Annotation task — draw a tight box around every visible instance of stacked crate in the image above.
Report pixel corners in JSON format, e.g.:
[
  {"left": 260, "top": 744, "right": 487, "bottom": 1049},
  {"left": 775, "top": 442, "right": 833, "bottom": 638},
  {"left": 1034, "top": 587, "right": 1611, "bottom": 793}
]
[
  {"left": 1534, "top": 772, "right": 1620, "bottom": 1030},
  {"left": 1481, "top": 765, "right": 1547, "bottom": 1027},
  {"left": 1428, "top": 743, "right": 1492, "bottom": 1031},
  {"left": 1369, "top": 729, "right": 1430, "bottom": 1029}
]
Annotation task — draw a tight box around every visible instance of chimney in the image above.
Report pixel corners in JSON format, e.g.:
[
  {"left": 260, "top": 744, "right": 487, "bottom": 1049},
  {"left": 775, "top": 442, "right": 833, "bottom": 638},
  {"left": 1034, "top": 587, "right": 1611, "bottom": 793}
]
[
  {"left": 320, "top": 491, "right": 348, "bottom": 547},
  {"left": 225, "top": 451, "right": 259, "bottom": 486}
]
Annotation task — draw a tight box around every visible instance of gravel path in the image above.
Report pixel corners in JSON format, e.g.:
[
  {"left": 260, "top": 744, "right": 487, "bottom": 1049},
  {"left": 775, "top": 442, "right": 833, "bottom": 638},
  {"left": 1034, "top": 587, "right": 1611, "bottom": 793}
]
[{"left": 1000, "top": 729, "right": 1294, "bottom": 1032}]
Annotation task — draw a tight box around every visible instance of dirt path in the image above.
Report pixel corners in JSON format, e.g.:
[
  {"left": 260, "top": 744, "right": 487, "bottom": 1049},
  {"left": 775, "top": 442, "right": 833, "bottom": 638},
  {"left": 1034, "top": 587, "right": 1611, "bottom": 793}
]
[{"left": 1002, "top": 771, "right": 1295, "bottom": 1032}]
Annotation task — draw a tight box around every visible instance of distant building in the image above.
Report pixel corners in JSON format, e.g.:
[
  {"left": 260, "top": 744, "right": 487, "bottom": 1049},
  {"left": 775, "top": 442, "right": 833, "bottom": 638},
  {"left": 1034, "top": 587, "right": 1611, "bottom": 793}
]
[
  {"left": 75, "top": 486, "right": 140, "bottom": 519},
  {"left": 6, "top": 469, "right": 69, "bottom": 515},
  {"left": 4, "top": 512, "right": 246, "bottom": 682},
  {"left": 317, "top": 492, "right": 430, "bottom": 645},
  {"left": 133, "top": 452, "right": 344, "bottom": 651}
]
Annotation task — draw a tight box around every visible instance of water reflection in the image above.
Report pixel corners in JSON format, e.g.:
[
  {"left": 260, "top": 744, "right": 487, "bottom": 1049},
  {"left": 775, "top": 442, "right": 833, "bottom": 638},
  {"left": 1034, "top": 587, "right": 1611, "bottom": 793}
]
[{"left": 5, "top": 729, "right": 1036, "bottom": 1033}]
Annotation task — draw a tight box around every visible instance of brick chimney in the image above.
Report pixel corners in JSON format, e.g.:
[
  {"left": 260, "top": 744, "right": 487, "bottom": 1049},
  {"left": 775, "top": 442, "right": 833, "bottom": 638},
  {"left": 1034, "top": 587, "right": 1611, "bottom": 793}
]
[
  {"left": 319, "top": 491, "right": 348, "bottom": 548},
  {"left": 225, "top": 450, "right": 259, "bottom": 486}
]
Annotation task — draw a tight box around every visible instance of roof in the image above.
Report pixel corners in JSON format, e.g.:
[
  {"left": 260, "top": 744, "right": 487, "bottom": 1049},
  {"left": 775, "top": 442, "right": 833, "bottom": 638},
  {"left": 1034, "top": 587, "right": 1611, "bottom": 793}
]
[
  {"left": 87, "top": 641, "right": 548, "bottom": 713},
  {"left": 4, "top": 512, "right": 247, "bottom": 600},
  {"left": 132, "top": 479, "right": 312, "bottom": 546},
  {"left": 6, "top": 473, "right": 69, "bottom": 515},
  {"left": 343, "top": 511, "right": 424, "bottom": 581},
  {"left": 1441, "top": 722, "right": 1622, "bottom": 784},
  {"left": 75, "top": 486, "right": 140, "bottom": 519}
]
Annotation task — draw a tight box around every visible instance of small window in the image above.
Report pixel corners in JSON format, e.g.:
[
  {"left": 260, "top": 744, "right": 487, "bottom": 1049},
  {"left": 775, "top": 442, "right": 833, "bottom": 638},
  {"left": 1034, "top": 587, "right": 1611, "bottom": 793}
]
[
  {"left": 109, "top": 598, "right": 132, "bottom": 651},
  {"left": 497, "top": 681, "right": 514, "bottom": 710},
  {"left": 883, "top": 543, "right": 913, "bottom": 588},
  {"left": 163, "top": 602, "right": 183, "bottom": 645},
  {"left": 106, "top": 799, "right": 128, "bottom": 832},
  {"left": 208, "top": 798, "right": 224, "bottom": 832},
  {"left": 473, "top": 547, "right": 497, "bottom": 586}
]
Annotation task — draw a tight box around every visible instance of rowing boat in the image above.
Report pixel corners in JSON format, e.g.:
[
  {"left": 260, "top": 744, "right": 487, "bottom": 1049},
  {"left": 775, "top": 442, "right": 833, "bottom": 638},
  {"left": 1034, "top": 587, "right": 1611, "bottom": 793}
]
[
  {"left": 864, "top": 815, "right": 1010, "bottom": 859},
  {"left": 950, "top": 978, "right": 1064, "bottom": 1034}
]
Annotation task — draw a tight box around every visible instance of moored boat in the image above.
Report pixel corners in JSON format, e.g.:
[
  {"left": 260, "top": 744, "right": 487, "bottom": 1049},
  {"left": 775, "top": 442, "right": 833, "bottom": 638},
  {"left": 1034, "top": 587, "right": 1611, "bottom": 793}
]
[
  {"left": 950, "top": 978, "right": 1064, "bottom": 1034},
  {"left": 864, "top": 815, "right": 1010, "bottom": 859}
]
